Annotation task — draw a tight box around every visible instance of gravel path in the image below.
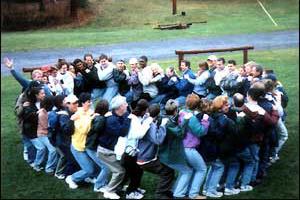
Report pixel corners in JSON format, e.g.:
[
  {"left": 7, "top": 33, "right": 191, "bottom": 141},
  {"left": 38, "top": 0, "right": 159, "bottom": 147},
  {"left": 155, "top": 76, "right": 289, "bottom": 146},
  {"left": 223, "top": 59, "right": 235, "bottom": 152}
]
[{"left": 1, "top": 29, "right": 298, "bottom": 76}]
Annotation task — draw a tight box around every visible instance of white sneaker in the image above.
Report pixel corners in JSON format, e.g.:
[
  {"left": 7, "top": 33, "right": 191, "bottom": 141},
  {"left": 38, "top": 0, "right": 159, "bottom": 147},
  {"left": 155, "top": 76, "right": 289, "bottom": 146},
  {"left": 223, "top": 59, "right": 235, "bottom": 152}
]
[
  {"left": 240, "top": 185, "right": 253, "bottom": 192},
  {"left": 94, "top": 187, "right": 107, "bottom": 193},
  {"left": 33, "top": 165, "right": 44, "bottom": 172},
  {"left": 29, "top": 163, "right": 35, "bottom": 168},
  {"left": 55, "top": 173, "right": 66, "bottom": 180},
  {"left": 224, "top": 188, "right": 240, "bottom": 195},
  {"left": 122, "top": 185, "right": 128, "bottom": 192},
  {"left": 65, "top": 175, "right": 78, "bottom": 189},
  {"left": 137, "top": 188, "right": 146, "bottom": 194},
  {"left": 126, "top": 191, "right": 144, "bottom": 199},
  {"left": 202, "top": 190, "right": 207, "bottom": 195},
  {"left": 205, "top": 191, "right": 223, "bottom": 198},
  {"left": 103, "top": 191, "right": 120, "bottom": 199}
]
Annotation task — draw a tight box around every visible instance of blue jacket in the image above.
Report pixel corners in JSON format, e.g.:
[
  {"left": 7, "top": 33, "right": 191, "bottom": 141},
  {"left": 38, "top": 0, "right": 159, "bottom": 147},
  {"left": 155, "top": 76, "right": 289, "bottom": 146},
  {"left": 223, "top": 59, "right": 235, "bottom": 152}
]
[
  {"left": 98, "top": 111, "right": 131, "bottom": 151},
  {"left": 58, "top": 109, "right": 75, "bottom": 146},
  {"left": 175, "top": 69, "right": 196, "bottom": 97},
  {"left": 197, "top": 112, "right": 236, "bottom": 162},
  {"left": 11, "top": 69, "right": 52, "bottom": 96},
  {"left": 137, "top": 122, "right": 166, "bottom": 163}
]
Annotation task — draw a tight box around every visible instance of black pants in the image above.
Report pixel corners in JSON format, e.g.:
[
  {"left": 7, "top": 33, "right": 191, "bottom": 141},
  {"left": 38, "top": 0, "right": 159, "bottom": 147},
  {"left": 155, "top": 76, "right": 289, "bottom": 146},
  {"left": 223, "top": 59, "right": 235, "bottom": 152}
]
[
  {"left": 121, "top": 153, "right": 144, "bottom": 194},
  {"left": 140, "top": 159, "right": 175, "bottom": 199},
  {"left": 59, "top": 144, "right": 80, "bottom": 176}
]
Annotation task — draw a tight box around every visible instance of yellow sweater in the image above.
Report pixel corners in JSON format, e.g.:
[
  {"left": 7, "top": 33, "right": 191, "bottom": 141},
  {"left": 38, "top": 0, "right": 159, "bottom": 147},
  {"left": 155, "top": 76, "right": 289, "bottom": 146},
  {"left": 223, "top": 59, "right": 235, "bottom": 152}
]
[{"left": 71, "top": 107, "right": 93, "bottom": 151}]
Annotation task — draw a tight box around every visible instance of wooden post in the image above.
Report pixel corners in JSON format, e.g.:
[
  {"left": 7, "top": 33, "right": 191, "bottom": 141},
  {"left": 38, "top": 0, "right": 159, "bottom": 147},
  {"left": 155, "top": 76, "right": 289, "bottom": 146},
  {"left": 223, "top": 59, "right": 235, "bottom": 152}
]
[
  {"left": 178, "top": 53, "right": 184, "bottom": 67},
  {"left": 172, "top": 0, "right": 177, "bottom": 15},
  {"left": 243, "top": 49, "right": 248, "bottom": 64}
]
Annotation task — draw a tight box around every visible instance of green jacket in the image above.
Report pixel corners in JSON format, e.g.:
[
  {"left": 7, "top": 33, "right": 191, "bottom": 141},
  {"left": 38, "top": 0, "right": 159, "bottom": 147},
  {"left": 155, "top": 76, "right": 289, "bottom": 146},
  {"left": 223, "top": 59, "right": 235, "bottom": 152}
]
[{"left": 159, "top": 114, "right": 187, "bottom": 165}]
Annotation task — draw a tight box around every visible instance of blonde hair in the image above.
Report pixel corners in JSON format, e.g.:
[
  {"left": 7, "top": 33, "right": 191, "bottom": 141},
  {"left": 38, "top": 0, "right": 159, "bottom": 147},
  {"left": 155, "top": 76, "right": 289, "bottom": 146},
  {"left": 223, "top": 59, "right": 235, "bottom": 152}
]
[
  {"left": 150, "top": 63, "right": 164, "bottom": 74},
  {"left": 31, "top": 69, "right": 43, "bottom": 79},
  {"left": 212, "top": 96, "right": 228, "bottom": 112}
]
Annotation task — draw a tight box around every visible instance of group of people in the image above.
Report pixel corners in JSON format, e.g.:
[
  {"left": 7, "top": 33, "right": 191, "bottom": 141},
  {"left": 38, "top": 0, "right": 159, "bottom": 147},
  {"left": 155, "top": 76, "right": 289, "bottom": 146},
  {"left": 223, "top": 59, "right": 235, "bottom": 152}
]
[{"left": 4, "top": 53, "right": 289, "bottom": 199}]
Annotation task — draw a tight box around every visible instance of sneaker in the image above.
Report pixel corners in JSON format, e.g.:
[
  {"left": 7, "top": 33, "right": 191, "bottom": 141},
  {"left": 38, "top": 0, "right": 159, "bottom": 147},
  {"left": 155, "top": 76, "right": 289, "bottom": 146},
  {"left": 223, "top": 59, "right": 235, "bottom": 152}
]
[
  {"left": 29, "top": 163, "right": 35, "bottom": 168},
  {"left": 33, "top": 165, "right": 44, "bottom": 172},
  {"left": 137, "top": 188, "right": 146, "bottom": 194},
  {"left": 126, "top": 191, "right": 144, "bottom": 199},
  {"left": 94, "top": 187, "right": 107, "bottom": 193},
  {"left": 190, "top": 195, "right": 207, "bottom": 199},
  {"left": 240, "top": 185, "right": 253, "bottom": 192},
  {"left": 270, "top": 154, "right": 280, "bottom": 163},
  {"left": 103, "top": 191, "right": 120, "bottom": 199},
  {"left": 202, "top": 190, "right": 207, "bottom": 195},
  {"left": 55, "top": 173, "right": 66, "bottom": 180},
  {"left": 224, "top": 188, "right": 240, "bottom": 196},
  {"left": 85, "top": 177, "right": 96, "bottom": 184},
  {"left": 205, "top": 191, "right": 223, "bottom": 198},
  {"left": 65, "top": 175, "right": 78, "bottom": 189}
]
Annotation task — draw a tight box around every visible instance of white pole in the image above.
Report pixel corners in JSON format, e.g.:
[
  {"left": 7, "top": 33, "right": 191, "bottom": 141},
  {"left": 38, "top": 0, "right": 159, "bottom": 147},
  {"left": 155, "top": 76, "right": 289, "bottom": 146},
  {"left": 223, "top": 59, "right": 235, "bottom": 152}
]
[{"left": 257, "top": 0, "right": 278, "bottom": 26}]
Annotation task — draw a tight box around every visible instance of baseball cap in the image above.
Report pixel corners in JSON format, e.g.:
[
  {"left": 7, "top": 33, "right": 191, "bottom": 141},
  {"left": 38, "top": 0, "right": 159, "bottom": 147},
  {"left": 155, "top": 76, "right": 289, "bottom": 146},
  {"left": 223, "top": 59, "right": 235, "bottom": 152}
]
[
  {"left": 65, "top": 94, "right": 79, "bottom": 104},
  {"left": 207, "top": 55, "right": 218, "bottom": 61}
]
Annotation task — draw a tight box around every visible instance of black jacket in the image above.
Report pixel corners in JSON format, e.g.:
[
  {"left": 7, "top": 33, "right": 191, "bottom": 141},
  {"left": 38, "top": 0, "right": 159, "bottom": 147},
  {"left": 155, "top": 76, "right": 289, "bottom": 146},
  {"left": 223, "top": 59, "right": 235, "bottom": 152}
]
[
  {"left": 113, "top": 69, "right": 130, "bottom": 95},
  {"left": 22, "top": 103, "right": 38, "bottom": 139},
  {"left": 86, "top": 115, "right": 106, "bottom": 150}
]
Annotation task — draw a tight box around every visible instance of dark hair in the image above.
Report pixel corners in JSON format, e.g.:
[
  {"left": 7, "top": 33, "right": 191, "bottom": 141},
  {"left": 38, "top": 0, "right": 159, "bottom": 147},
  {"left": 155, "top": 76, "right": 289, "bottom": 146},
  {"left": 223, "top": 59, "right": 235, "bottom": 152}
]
[
  {"left": 132, "top": 99, "right": 149, "bottom": 117},
  {"left": 253, "top": 65, "right": 264, "bottom": 76},
  {"left": 57, "top": 60, "right": 69, "bottom": 70},
  {"left": 148, "top": 104, "right": 160, "bottom": 118},
  {"left": 233, "top": 93, "right": 244, "bottom": 107},
  {"left": 263, "top": 79, "right": 275, "bottom": 92},
  {"left": 264, "top": 69, "right": 274, "bottom": 74},
  {"left": 108, "top": 57, "right": 113, "bottom": 62},
  {"left": 248, "top": 87, "right": 264, "bottom": 101},
  {"left": 228, "top": 60, "right": 236, "bottom": 65},
  {"left": 26, "top": 86, "right": 44, "bottom": 103},
  {"left": 40, "top": 95, "right": 54, "bottom": 112},
  {"left": 73, "top": 58, "right": 83, "bottom": 66},
  {"left": 79, "top": 92, "right": 91, "bottom": 106},
  {"left": 84, "top": 53, "right": 93, "bottom": 60},
  {"left": 95, "top": 100, "right": 109, "bottom": 116},
  {"left": 181, "top": 60, "right": 191, "bottom": 68},
  {"left": 54, "top": 95, "right": 66, "bottom": 110},
  {"left": 217, "top": 57, "right": 225, "bottom": 64},
  {"left": 199, "top": 62, "right": 209, "bottom": 70},
  {"left": 99, "top": 54, "right": 108, "bottom": 61},
  {"left": 139, "top": 56, "right": 148, "bottom": 62}
]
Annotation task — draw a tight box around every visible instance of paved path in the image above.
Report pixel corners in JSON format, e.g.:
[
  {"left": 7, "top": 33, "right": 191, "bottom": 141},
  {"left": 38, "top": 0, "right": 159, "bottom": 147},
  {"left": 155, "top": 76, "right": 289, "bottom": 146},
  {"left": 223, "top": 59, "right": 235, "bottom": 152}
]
[{"left": 1, "top": 29, "right": 298, "bottom": 76}]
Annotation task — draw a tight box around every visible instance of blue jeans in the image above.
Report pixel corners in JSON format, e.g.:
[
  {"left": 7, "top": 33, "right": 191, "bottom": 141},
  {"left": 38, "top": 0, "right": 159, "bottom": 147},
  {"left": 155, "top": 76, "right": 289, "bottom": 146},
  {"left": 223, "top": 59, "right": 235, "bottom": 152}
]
[
  {"left": 86, "top": 148, "right": 110, "bottom": 189},
  {"left": 70, "top": 145, "right": 95, "bottom": 183},
  {"left": 274, "top": 118, "right": 288, "bottom": 155},
  {"left": 125, "top": 90, "right": 134, "bottom": 104},
  {"left": 22, "top": 135, "right": 36, "bottom": 164},
  {"left": 225, "top": 147, "right": 255, "bottom": 189},
  {"left": 175, "top": 96, "right": 187, "bottom": 107},
  {"left": 163, "top": 162, "right": 192, "bottom": 198},
  {"left": 92, "top": 87, "right": 119, "bottom": 108},
  {"left": 249, "top": 144, "right": 260, "bottom": 182},
  {"left": 30, "top": 137, "right": 47, "bottom": 167},
  {"left": 37, "top": 136, "right": 58, "bottom": 172},
  {"left": 204, "top": 159, "right": 224, "bottom": 193},
  {"left": 184, "top": 148, "right": 207, "bottom": 198}
]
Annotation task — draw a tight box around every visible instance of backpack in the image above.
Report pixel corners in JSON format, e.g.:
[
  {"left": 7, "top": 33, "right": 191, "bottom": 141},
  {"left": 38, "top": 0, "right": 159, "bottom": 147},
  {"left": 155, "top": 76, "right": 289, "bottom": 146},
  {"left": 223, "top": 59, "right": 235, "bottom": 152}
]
[
  {"left": 14, "top": 93, "right": 26, "bottom": 131},
  {"left": 204, "top": 71, "right": 222, "bottom": 95},
  {"left": 48, "top": 110, "right": 68, "bottom": 146}
]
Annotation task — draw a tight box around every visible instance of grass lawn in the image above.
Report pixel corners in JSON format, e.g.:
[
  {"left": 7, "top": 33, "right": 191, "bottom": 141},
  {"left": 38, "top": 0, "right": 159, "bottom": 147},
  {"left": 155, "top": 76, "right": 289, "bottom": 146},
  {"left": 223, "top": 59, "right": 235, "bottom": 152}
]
[
  {"left": 1, "top": 47, "right": 299, "bottom": 199},
  {"left": 1, "top": 0, "right": 299, "bottom": 52}
]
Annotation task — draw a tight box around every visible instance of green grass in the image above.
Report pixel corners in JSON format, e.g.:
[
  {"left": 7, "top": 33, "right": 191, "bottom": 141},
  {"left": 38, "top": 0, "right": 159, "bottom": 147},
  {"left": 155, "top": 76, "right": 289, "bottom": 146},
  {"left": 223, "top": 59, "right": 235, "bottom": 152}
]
[
  {"left": 1, "top": 47, "right": 299, "bottom": 199},
  {"left": 1, "top": 0, "right": 299, "bottom": 52}
]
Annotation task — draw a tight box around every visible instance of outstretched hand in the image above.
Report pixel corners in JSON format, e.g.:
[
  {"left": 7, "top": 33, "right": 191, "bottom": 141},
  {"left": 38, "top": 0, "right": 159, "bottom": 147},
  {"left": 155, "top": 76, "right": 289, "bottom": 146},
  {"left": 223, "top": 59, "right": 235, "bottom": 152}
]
[{"left": 3, "top": 57, "right": 14, "bottom": 69}]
